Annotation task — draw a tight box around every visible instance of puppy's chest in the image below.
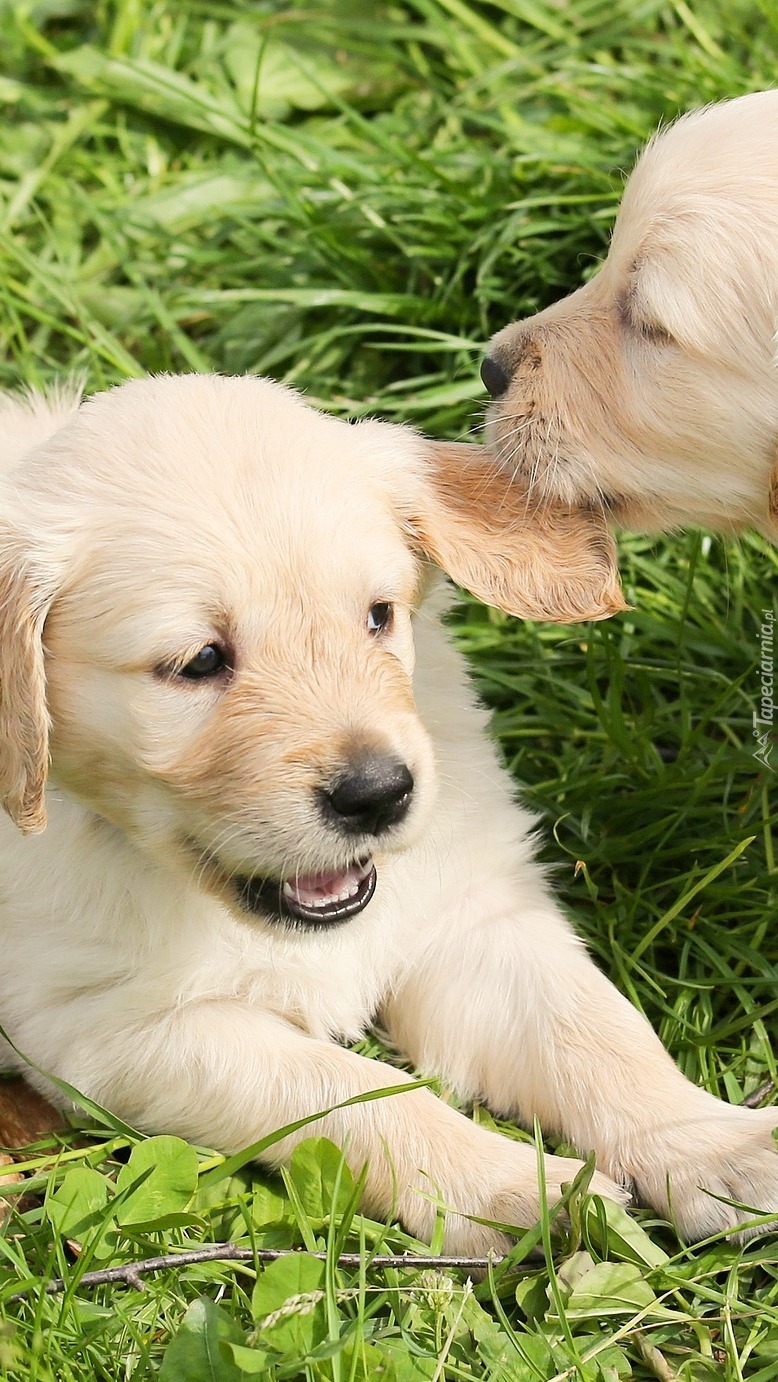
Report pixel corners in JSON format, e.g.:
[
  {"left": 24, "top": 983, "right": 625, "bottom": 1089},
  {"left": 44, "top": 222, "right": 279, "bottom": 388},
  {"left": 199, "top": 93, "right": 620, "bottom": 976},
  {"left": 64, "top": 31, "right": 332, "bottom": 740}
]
[
  {"left": 215, "top": 907, "right": 414, "bottom": 1042},
  {"left": 218, "top": 843, "right": 463, "bottom": 1041},
  {"left": 241, "top": 955, "right": 378, "bottom": 1041}
]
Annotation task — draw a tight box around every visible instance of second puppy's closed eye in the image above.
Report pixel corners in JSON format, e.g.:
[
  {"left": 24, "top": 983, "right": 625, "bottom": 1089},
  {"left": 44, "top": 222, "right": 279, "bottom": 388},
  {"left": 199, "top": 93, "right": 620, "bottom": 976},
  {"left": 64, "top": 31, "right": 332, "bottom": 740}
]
[{"left": 619, "top": 272, "right": 677, "bottom": 348}]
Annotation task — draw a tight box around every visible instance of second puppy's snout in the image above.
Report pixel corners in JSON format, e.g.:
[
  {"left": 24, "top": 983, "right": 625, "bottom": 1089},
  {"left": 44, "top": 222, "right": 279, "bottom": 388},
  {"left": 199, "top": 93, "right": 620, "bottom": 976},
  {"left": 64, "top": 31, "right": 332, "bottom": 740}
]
[{"left": 321, "top": 754, "right": 414, "bottom": 836}]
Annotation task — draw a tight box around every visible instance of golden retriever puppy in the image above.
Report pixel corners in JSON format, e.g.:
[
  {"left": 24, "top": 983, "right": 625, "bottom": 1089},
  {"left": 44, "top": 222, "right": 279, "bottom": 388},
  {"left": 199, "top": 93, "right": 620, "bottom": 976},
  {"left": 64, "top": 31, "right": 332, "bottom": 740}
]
[
  {"left": 482, "top": 90, "right": 778, "bottom": 535},
  {"left": 0, "top": 374, "right": 774, "bottom": 1251}
]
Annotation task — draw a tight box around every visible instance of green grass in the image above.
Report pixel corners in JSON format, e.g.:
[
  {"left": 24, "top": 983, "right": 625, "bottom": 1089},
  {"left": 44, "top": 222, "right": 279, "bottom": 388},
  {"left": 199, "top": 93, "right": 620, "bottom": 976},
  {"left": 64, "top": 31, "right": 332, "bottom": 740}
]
[{"left": 1, "top": 0, "right": 776, "bottom": 1377}]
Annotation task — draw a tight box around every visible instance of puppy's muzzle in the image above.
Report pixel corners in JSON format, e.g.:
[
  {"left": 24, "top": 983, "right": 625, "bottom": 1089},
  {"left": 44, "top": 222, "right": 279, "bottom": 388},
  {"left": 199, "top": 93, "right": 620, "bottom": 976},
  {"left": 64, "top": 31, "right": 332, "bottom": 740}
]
[{"left": 321, "top": 753, "right": 414, "bottom": 837}]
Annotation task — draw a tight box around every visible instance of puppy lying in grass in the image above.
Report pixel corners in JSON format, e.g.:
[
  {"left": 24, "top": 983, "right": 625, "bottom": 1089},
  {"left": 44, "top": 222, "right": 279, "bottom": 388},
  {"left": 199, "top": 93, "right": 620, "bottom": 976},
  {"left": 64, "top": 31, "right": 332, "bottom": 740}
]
[
  {"left": 481, "top": 90, "right": 778, "bottom": 537},
  {"left": 0, "top": 374, "right": 774, "bottom": 1250}
]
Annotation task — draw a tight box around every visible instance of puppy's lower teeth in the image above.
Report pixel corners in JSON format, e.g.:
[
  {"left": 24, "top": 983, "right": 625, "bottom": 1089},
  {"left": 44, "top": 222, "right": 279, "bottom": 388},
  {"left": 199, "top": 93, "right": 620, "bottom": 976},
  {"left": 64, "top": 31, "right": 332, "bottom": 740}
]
[{"left": 276, "top": 858, "right": 373, "bottom": 913}]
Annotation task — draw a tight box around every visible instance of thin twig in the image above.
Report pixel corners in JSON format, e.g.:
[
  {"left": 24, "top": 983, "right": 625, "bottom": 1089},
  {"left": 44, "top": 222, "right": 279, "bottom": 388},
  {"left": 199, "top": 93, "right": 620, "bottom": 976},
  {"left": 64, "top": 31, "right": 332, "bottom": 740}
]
[{"left": 9, "top": 1243, "right": 536, "bottom": 1299}]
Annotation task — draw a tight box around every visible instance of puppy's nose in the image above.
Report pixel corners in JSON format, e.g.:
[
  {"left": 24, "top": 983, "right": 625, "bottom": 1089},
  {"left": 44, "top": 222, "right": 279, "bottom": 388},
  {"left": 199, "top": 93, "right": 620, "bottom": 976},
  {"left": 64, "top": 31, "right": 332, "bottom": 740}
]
[
  {"left": 480, "top": 354, "right": 512, "bottom": 399},
  {"left": 323, "top": 756, "right": 414, "bottom": 836}
]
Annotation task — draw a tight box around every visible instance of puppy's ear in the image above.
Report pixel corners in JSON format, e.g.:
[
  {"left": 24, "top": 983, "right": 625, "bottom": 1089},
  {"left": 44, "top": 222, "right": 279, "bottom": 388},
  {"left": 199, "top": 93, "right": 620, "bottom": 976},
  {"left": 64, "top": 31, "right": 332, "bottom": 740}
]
[
  {"left": 407, "top": 442, "right": 627, "bottom": 623},
  {"left": 0, "top": 530, "right": 55, "bottom": 834}
]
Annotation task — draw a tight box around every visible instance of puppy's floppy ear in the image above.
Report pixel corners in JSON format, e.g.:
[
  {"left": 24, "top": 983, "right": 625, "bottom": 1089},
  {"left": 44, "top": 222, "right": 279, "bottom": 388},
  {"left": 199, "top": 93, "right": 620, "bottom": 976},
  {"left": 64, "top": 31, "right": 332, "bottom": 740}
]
[
  {"left": 407, "top": 442, "right": 627, "bottom": 623},
  {"left": 0, "top": 526, "right": 56, "bottom": 834}
]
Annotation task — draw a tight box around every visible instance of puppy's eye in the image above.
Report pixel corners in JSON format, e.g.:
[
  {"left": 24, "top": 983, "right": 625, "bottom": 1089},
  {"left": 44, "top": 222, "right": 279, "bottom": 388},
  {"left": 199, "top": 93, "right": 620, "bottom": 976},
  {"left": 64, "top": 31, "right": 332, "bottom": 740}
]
[
  {"left": 178, "top": 644, "right": 229, "bottom": 680},
  {"left": 637, "top": 318, "right": 675, "bottom": 347},
  {"left": 367, "top": 602, "right": 393, "bottom": 636},
  {"left": 620, "top": 282, "right": 675, "bottom": 347}
]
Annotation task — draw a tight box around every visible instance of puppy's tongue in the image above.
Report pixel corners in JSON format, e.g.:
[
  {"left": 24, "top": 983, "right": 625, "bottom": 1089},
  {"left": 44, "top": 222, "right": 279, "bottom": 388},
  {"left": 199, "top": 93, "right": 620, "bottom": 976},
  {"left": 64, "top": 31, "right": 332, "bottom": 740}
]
[
  {"left": 282, "top": 857, "right": 373, "bottom": 909},
  {"left": 235, "top": 855, "right": 377, "bottom": 927}
]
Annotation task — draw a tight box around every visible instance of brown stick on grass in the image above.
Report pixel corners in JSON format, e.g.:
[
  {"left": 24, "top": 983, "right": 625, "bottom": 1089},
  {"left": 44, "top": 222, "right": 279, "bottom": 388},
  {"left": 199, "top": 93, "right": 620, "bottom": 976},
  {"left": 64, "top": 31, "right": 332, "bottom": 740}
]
[{"left": 10, "top": 1243, "right": 526, "bottom": 1300}]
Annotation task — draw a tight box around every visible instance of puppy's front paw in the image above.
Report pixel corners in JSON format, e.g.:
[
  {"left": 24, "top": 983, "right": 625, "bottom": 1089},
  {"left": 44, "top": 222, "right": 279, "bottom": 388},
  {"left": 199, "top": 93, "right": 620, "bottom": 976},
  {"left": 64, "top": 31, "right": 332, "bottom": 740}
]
[
  {"left": 484, "top": 1153, "right": 630, "bottom": 1248},
  {"left": 630, "top": 1101, "right": 778, "bottom": 1242},
  {"left": 421, "top": 1140, "right": 629, "bottom": 1257}
]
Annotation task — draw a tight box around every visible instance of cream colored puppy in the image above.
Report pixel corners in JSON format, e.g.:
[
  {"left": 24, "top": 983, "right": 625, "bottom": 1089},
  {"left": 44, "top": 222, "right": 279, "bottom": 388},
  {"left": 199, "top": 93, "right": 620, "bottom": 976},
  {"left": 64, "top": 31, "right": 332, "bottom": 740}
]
[
  {"left": 482, "top": 90, "right": 778, "bottom": 535},
  {"left": 0, "top": 374, "right": 774, "bottom": 1251}
]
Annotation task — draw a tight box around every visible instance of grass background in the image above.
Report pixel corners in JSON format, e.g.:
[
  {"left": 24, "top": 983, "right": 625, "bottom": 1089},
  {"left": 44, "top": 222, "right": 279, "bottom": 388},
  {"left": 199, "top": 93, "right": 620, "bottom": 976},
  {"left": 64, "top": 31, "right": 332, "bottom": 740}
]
[{"left": 0, "top": 0, "right": 776, "bottom": 1377}]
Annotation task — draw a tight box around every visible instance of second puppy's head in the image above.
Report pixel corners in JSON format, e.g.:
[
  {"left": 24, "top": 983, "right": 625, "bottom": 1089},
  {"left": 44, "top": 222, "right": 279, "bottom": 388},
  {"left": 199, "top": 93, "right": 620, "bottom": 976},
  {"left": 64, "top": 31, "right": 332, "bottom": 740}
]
[
  {"left": 0, "top": 374, "right": 622, "bottom": 931},
  {"left": 482, "top": 92, "right": 778, "bottom": 537}
]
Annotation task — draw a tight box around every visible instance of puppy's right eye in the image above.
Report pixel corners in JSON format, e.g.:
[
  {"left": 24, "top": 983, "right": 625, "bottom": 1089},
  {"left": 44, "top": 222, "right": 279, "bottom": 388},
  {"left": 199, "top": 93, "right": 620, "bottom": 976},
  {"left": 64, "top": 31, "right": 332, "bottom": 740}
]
[{"left": 178, "top": 644, "right": 229, "bottom": 680}]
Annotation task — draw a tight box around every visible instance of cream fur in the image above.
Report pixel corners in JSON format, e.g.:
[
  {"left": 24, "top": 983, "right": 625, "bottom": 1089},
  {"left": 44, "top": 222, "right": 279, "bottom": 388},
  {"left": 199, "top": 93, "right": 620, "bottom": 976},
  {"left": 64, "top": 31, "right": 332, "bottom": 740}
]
[
  {"left": 0, "top": 374, "right": 774, "bottom": 1250},
  {"left": 486, "top": 90, "right": 778, "bottom": 535}
]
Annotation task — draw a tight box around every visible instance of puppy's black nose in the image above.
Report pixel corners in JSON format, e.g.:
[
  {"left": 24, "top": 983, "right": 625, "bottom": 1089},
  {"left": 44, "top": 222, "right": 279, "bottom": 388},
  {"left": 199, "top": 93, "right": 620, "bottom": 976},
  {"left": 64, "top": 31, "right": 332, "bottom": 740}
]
[
  {"left": 323, "top": 756, "right": 414, "bottom": 836},
  {"left": 480, "top": 354, "right": 511, "bottom": 399}
]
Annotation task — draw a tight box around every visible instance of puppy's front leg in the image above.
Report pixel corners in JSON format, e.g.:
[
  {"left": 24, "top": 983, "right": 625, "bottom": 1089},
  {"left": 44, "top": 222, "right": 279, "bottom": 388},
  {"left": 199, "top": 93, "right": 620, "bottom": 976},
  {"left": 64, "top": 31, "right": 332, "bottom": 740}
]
[
  {"left": 64, "top": 1002, "right": 623, "bottom": 1254},
  {"left": 384, "top": 888, "right": 778, "bottom": 1241}
]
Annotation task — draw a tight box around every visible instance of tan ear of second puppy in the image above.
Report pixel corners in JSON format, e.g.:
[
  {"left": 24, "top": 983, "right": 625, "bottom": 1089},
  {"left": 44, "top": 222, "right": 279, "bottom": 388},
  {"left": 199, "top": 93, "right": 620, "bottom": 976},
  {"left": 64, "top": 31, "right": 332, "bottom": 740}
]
[{"left": 413, "top": 441, "right": 627, "bottom": 624}]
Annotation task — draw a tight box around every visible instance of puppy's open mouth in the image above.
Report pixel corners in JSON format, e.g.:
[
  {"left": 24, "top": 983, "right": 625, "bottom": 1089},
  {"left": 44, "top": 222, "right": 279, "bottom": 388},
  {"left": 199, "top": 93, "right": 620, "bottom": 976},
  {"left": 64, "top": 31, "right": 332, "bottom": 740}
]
[{"left": 235, "top": 856, "right": 377, "bottom": 928}]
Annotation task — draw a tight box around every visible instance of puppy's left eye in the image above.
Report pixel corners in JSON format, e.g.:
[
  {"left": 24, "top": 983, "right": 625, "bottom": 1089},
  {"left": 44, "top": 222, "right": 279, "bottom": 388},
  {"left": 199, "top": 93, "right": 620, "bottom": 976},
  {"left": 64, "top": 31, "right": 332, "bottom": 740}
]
[
  {"left": 179, "top": 644, "right": 229, "bottom": 680},
  {"left": 367, "top": 602, "right": 393, "bottom": 636}
]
